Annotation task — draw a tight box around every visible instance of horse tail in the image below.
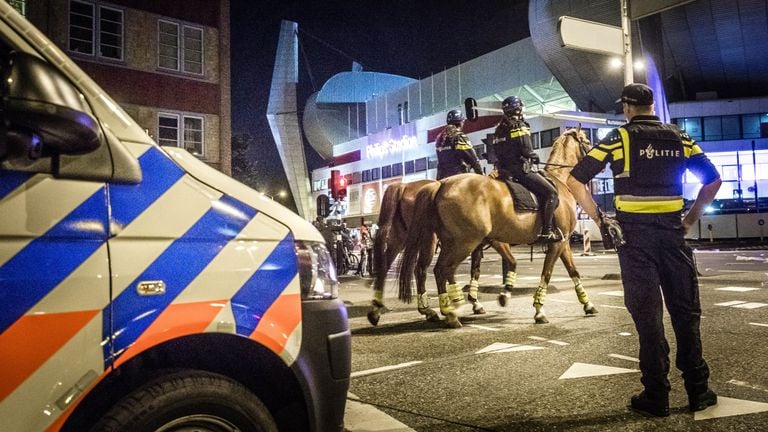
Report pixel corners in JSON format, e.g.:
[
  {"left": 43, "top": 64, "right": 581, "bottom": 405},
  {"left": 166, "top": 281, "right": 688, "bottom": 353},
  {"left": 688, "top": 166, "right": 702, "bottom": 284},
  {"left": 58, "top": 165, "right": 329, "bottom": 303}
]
[
  {"left": 397, "top": 182, "right": 441, "bottom": 303},
  {"left": 372, "top": 184, "right": 404, "bottom": 284}
]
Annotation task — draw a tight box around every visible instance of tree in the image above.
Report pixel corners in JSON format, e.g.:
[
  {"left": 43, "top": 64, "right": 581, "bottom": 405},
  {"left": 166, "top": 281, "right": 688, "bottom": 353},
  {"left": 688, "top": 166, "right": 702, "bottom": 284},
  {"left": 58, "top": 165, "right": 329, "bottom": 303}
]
[{"left": 231, "top": 134, "right": 261, "bottom": 189}]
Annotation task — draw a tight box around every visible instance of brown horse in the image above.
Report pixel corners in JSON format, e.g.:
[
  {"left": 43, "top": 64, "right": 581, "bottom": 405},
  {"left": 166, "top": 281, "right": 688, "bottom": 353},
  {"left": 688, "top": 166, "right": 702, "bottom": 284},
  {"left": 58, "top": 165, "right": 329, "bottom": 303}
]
[
  {"left": 397, "top": 128, "right": 598, "bottom": 328},
  {"left": 368, "top": 180, "right": 518, "bottom": 326}
]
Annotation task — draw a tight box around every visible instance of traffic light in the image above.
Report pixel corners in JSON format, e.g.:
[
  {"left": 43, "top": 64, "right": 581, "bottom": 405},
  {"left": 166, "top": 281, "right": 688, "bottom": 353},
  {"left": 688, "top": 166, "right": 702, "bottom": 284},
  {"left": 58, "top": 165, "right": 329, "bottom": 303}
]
[{"left": 330, "top": 170, "right": 347, "bottom": 200}]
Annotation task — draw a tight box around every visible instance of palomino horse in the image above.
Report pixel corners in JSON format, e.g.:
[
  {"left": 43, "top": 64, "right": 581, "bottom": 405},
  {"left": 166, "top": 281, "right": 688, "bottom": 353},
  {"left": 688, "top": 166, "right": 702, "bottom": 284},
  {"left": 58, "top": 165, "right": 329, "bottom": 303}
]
[
  {"left": 368, "top": 180, "right": 518, "bottom": 326},
  {"left": 397, "top": 128, "right": 598, "bottom": 328}
]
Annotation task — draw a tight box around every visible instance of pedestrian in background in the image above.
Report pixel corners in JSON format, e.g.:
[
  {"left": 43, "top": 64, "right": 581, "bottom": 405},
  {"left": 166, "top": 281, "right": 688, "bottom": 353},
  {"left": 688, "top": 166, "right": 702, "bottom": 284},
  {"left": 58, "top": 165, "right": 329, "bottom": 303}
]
[{"left": 566, "top": 83, "right": 722, "bottom": 417}]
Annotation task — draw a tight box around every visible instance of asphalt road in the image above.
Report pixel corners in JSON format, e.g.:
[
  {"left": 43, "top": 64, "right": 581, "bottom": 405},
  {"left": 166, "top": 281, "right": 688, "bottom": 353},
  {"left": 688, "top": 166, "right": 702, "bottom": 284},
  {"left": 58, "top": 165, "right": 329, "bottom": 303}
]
[{"left": 340, "top": 243, "right": 768, "bottom": 432}]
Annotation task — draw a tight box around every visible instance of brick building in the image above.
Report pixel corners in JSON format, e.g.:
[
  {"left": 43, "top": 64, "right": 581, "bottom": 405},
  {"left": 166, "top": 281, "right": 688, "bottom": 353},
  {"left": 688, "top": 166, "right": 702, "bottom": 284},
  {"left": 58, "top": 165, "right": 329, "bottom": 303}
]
[{"left": 14, "top": 0, "right": 232, "bottom": 174}]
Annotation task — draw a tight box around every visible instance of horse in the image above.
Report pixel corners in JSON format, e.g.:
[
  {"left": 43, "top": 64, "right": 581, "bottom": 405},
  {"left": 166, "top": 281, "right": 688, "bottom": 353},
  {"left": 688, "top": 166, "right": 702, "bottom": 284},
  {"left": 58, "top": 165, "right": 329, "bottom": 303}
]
[
  {"left": 367, "top": 180, "right": 518, "bottom": 326},
  {"left": 397, "top": 128, "right": 599, "bottom": 328}
]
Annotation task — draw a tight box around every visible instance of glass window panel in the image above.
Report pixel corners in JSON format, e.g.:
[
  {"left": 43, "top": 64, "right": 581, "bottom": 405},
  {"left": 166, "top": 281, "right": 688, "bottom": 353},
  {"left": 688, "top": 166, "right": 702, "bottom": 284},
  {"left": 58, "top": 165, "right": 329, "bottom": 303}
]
[
  {"left": 682, "top": 118, "right": 702, "bottom": 141},
  {"left": 703, "top": 117, "right": 721, "bottom": 141},
  {"left": 159, "top": 21, "right": 179, "bottom": 70},
  {"left": 392, "top": 163, "right": 402, "bottom": 176},
  {"left": 69, "top": 1, "right": 94, "bottom": 55},
  {"left": 158, "top": 114, "right": 178, "bottom": 147},
  {"left": 404, "top": 160, "right": 414, "bottom": 174},
  {"left": 382, "top": 165, "right": 392, "bottom": 178},
  {"left": 742, "top": 114, "right": 760, "bottom": 139},
  {"left": 722, "top": 115, "right": 740, "bottom": 140},
  {"left": 183, "top": 26, "right": 203, "bottom": 74},
  {"left": 183, "top": 116, "right": 204, "bottom": 156},
  {"left": 371, "top": 167, "right": 380, "bottom": 180},
  {"left": 414, "top": 157, "right": 427, "bottom": 172}
]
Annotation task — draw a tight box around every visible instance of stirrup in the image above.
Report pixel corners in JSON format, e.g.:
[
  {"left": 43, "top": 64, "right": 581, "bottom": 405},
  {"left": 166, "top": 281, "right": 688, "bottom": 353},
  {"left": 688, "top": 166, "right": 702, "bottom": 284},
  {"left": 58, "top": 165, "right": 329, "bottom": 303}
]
[{"left": 537, "top": 231, "right": 562, "bottom": 243}]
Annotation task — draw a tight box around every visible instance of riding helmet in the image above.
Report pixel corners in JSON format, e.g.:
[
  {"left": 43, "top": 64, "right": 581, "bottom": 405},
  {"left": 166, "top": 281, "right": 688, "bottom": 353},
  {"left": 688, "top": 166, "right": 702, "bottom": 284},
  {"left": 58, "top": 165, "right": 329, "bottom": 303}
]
[
  {"left": 446, "top": 109, "right": 465, "bottom": 125},
  {"left": 502, "top": 96, "right": 524, "bottom": 116}
]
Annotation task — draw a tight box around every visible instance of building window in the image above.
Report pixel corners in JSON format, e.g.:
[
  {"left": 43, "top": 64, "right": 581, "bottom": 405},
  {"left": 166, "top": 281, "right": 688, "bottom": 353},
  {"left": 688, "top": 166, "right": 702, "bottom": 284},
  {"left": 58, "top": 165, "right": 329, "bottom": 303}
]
[
  {"left": 158, "top": 113, "right": 205, "bottom": 157},
  {"left": 428, "top": 157, "right": 437, "bottom": 169},
  {"left": 381, "top": 165, "right": 392, "bottom": 178},
  {"left": 722, "top": 115, "right": 741, "bottom": 140},
  {"left": 404, "top": 160, "right": 414, "bottom": 174},
  {"left": 371, "top": 167, "right": 380, "bottom": 180},
  {"left": 69, "top": 1, "right": 123, "bottom": 60},
  {"left": 8, "top": 0, "right": 25, "bottom": 15},
  {"left": 158, "top": 19, "right": 204, "bottom": 75},
  {"left": 362, "top": 169, "right": 371, "bottom": 182},
  {"left": 414, "top": 157, "right": 427, "bottom": 172},
  {"left": 392, "top": 162, "right": 402, "bottom": 176}
]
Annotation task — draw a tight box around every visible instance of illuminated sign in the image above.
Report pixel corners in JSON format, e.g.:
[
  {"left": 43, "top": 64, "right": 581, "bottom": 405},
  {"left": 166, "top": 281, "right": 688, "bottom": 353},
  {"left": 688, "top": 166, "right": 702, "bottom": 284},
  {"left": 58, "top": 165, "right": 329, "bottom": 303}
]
[{"left": 365, "top": 135, "right": 418, "bottom": 159}]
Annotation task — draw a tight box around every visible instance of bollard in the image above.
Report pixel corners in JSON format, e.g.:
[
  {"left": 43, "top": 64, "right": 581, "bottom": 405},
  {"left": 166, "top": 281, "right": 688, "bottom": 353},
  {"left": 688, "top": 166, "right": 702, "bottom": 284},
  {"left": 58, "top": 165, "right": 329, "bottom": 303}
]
[
  {"left": 707, "top": 224, "right": 713, "bottom": 243},
  {"left": 581, "top": 229, "right": 595, "bottom": 256}
]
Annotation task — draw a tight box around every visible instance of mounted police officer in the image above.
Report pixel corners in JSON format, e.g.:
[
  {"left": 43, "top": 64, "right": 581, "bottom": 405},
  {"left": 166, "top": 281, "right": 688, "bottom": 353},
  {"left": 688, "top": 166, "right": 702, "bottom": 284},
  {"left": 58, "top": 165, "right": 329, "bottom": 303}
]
[
  {"left": 567, "top": 83, "right": 722, "bottom": 418},
  {"left": 435, "top": 109, "right": 483, "bottom": 180},
  {"left": 493, "top": 95, "right": 560, "bottom": 242}
]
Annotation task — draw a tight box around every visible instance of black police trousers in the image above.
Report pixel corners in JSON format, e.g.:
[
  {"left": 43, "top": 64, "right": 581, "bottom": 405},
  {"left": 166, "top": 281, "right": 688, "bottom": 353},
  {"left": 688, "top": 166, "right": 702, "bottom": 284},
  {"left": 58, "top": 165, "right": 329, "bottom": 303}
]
[
  {"left": 617, "top": 225, "right": 710, "bottom": 397},
  {"left": 516, "top": 172, "right": 558, "bottom": 229}
]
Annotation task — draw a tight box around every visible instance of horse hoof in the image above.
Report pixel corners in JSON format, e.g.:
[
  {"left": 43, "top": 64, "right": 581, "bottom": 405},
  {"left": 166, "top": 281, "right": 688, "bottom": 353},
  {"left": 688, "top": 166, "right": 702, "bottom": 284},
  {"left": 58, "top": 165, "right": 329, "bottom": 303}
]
[
  {"left": 498, "top": 293, "right": 510, "bottom": 307},
  {"left": 367, "top": 310, "right": 380, "bottom": 326},
  {"left": 473, "top": 305, "right": 486, "bottom": 315},
  {"left": 422, "top": 308, "right": 440, "bottom": 322},
  {"left": 584, "top": 304, "right": 598, "bottom": 316},
  {"left": 534, "top": 314, "right": 549, "bottom": 324},
  {"left": 445, "top": 318, "right": 462, "bottom": 329}
]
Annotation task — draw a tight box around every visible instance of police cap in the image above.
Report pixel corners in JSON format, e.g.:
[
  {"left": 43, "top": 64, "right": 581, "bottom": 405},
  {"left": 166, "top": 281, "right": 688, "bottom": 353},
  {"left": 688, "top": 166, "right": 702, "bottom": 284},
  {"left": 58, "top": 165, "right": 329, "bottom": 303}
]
[{"left": 616, "top": 83, "right": 654, "bottom": 105}]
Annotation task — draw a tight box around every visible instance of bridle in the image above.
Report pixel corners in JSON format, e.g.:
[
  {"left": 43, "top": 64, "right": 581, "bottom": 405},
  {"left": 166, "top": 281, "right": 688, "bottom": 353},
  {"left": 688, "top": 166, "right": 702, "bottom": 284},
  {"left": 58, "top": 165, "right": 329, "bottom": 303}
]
[{"left": 541, "top": 128, "right": 591, "bottom": 168}]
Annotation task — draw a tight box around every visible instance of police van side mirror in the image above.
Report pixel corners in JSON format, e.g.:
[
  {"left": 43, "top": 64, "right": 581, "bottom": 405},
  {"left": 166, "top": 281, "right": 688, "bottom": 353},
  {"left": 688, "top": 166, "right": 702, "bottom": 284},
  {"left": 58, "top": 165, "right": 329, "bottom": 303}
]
[{"left": 1, "top": 51, "right": 101, "bottom": 161}]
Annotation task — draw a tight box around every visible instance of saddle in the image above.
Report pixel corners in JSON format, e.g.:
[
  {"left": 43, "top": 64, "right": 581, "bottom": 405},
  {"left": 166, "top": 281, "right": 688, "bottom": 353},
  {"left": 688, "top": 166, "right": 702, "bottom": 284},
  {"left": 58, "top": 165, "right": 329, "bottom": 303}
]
[{"left": 496, "top": 175, "right": 560, "bottom": 212}]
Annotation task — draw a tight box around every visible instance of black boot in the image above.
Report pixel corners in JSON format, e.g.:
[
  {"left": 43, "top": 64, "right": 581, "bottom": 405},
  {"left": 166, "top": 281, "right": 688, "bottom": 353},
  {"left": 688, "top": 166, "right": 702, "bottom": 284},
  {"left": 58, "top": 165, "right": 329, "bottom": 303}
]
[
  {"left": 630, "top": 391, "right": 670, "bottom": 417},
  {"left": 689, "top": 388, "right": 718, "bottom": 412},
  {"left": 538, "top": 226, "right": 562, "bottom": 243}
]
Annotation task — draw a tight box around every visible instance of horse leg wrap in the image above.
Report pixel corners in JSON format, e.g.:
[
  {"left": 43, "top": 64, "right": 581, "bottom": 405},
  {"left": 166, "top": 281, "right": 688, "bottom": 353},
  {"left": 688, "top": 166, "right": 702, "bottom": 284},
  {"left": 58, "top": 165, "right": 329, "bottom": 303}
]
[
  {"left": 372, "top": 289, "right": 385, "bottom": 308},
  {"left": 573, "top": 281, "right": 589, "bottom": 305},
  {"left": 533, "top": 282, "right": 547, "bottom": 307},
  {"left": 468, "top": 279, "right": 480, "bottom": 303},
  {"left": 504, "top": 271, "right": 517, "bottom": 290},
  {"left": 447, "top": 283, "right": 465, "bottom": 306},
  {"left": 439, "top": 293, "right": 455, "bottom": 315},
  {"left": 417, "top": 292, "right": 430, "bottom": 310}
]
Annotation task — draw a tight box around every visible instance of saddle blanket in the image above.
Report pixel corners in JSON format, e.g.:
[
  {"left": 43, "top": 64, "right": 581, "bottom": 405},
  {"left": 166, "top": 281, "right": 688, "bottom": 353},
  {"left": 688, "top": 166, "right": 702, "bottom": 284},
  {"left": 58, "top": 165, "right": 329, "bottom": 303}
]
[{"left": 501, "top": 179, "right": 538, "bottom": 211}]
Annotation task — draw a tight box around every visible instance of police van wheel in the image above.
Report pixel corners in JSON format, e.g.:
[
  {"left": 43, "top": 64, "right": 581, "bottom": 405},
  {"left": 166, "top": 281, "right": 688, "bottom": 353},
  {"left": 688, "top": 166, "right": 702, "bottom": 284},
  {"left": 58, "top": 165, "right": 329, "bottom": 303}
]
[{"left": 91, "top": 371, "right": 278, "bottom": 432}]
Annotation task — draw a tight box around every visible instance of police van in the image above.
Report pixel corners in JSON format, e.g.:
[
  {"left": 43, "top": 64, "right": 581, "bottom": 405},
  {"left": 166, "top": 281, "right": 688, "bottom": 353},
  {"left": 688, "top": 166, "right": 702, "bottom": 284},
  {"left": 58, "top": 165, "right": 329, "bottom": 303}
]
[{"left": 0, "top": 3, "right": 350, "bottom": 431}]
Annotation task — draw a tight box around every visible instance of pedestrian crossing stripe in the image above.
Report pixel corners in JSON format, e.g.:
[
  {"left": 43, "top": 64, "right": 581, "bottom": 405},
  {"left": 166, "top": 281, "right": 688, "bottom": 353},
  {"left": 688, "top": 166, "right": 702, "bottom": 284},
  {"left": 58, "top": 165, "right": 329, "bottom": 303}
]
[
  {"left": 716, "top": 286, "right": 760, "bottom": 292},
  {"left": 559, "top": 362, "right": 638, "bottom": 379},
  {"left": 598, "top": 290, "right": 624, "bottom": 297},
  {"left": 695, "top": 396, "right": 768, "bottom": 421},
  {"left": 475, "top": 342, "right": 544, "bottom": 354}
]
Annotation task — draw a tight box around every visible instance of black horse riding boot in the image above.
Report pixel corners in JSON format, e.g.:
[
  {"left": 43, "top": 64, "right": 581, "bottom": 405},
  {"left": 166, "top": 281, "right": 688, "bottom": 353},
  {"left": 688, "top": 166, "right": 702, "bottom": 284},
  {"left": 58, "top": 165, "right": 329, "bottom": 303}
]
[{"left": 538, "top": 198, "right": 561, "bottom": 243}]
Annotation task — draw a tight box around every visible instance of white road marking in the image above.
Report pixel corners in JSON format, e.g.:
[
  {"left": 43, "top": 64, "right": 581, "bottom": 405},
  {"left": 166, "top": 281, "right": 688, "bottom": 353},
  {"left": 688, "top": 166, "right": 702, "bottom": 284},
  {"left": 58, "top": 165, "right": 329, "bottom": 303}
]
[
  {"left": 598, "top": 304, "right": 628, "bottom": 310},
  {"left": 351, "top": 361, "right": 423, "bottom": 378},
  {"left": 559, "top": 362, "right": 638, "bottom": 379},
  {"left": 715, "top": 300, "right": 748, "bottom": 307},
  {"left": 547, "top": 340, "right": 570, "bottom": 346},
  {"left": 717, "top": 270, "right": 750, "bottom": 273},
  {"left": 609, "top": 353, "right": 639, "bottom": 363},
  {"left": 345, "top": 392, "right": 416, "bottom": 431},
  {"left": 476, "top": 342, "right": 545, "bottom": 354},
  {"left": 694, "top": 396, "right": 768, "bottom": 421},
  {"left": 733, "top": 302, "right": 768, "bottom": 309},
  {"left": 527, "top": 336, "right": 547, "bottom": 341},
  {"left": 618, "top": 332, "right": 633, "bottom": 336},
  {"left": 728, "top": 379, "right": 768, "bottom": 393},
  {"left": 598, "top": 290, "right": 624, "bottom": 297},
  {"left": 716, "top": 286, "right": 760, "bottom": 292},
  {"left": 467, "top": 324, "right": 499, "bottom": 331},
  {"left": 749, "top": 322, "right": 768, "bottom": 327}
]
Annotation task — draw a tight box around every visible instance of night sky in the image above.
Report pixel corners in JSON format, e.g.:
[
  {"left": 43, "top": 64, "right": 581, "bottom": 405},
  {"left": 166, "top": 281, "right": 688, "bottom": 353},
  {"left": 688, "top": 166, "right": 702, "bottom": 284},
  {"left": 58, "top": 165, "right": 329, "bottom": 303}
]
[{"left": 230, "top": 0, "right": 530, "bottom": 200}]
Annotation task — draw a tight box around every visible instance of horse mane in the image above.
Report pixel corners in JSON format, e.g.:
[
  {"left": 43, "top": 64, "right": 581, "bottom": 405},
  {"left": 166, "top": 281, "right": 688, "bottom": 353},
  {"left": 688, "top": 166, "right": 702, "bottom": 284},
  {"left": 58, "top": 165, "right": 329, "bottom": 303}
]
[{"left": 544, "top": 128, "right": 588, "bottom": 175}]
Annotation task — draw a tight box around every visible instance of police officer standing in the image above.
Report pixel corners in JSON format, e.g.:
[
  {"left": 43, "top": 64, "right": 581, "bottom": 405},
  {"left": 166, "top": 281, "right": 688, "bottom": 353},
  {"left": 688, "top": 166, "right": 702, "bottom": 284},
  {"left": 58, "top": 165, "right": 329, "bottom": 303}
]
[
  {"left": 435, "top": 109, "right": 483, "bottom": 180},
  {"left": 493, "top": 96, "right": 560, "bottom": 242},
  {"left": 567, "top": 83, "right": 722, "bottom": 417}
]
